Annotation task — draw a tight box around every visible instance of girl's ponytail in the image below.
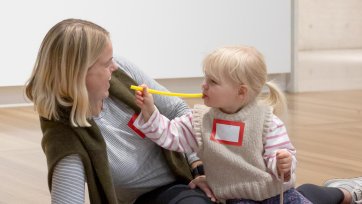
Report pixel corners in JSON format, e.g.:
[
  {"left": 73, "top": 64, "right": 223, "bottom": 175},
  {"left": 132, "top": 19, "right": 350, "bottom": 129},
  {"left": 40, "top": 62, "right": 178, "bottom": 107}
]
[{"left": 262, "top": 81, "right": 287, "bottom": 117}]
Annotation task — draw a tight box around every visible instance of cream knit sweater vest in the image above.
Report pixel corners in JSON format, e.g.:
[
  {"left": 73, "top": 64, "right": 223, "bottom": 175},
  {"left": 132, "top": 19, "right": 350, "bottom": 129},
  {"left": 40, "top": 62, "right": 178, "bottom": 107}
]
[{"left": 192, "top": 101, "right": 293, "bottom": 201}]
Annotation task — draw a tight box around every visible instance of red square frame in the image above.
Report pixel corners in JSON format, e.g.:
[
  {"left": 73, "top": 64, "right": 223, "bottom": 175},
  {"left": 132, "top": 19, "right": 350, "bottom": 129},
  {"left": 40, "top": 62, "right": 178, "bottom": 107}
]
[{"left": 210, "top": 119, "right": 245, "bottom": 146}]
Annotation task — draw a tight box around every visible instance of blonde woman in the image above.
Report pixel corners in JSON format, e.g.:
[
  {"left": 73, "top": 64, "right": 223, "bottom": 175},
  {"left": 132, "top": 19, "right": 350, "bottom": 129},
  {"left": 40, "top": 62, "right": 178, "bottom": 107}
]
[{"left": 25, "top": 18, "right": 216, "bottom": 204}]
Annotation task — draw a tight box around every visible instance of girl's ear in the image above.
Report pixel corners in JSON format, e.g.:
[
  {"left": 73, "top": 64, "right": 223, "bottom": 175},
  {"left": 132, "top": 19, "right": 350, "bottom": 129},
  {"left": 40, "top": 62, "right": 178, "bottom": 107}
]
[{"left": 238, "top": 85, "right": 248, "bottom": 100}]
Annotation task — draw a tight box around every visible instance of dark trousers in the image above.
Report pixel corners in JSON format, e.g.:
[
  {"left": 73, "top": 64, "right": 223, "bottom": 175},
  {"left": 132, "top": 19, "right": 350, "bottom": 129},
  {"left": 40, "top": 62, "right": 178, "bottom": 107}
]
[
  {"left": 135, "top": 182, "right": 345, "bottom": 204},
  {"left": 226, "top": 188, "right": 312, "bottom": 204},
  {"left": 297, "top": 183, "right": 344, "bottom": 204},
  {"left": 134, "top": 182, "right": 214, "bottom": 204}
]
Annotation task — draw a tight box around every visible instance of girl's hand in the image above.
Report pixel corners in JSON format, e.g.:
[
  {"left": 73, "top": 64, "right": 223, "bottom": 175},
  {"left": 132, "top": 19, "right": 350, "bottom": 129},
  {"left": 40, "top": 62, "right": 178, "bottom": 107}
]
[
  {"left": 134, "top": 84, "right": 155, "bottom": 122},
  {"left": 276, "top": 149, "right": 292, "bottom": 181}
]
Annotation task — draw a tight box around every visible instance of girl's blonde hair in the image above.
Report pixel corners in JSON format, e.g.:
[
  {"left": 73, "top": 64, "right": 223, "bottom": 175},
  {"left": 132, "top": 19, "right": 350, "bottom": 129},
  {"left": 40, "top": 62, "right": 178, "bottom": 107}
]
[
  {"left": 25, "top": 19, "right": 110, "bottom": 127},
  {"left": 203, "top": 45, "right": 287, "bottom": 116}
]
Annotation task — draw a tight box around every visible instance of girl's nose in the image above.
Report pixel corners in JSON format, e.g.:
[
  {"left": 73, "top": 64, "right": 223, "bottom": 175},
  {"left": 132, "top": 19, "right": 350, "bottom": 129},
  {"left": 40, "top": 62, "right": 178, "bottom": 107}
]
[{"left": 202, "top": 81, "right": 208, "bottom": 89}]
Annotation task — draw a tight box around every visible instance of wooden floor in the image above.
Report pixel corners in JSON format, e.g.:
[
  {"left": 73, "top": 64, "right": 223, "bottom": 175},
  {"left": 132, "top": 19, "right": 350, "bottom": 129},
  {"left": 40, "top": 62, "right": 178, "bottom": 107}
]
[{"left": 0, "top": 90, "right": 361, "bottom": 203}]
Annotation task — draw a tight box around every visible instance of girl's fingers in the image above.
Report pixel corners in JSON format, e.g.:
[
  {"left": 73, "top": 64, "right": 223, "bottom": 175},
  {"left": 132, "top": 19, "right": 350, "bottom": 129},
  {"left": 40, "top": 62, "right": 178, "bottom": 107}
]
[
  {"left": 277, "top": 157, "right": 291, "bottom": 165},
  {"left": 278, "top": 163, "right": 291, "bottom": 169}
]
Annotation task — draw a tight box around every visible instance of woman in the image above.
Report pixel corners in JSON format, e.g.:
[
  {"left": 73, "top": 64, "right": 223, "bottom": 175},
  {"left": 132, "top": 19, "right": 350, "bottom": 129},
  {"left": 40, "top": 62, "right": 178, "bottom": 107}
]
[{"left": 25, "top": 18, "right": 214, "bottom": 204}]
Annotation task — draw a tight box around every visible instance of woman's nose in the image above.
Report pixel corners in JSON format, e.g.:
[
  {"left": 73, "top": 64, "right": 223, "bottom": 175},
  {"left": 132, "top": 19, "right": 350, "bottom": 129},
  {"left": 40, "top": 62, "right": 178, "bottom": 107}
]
[{"left": 110, "top": 60, "right": 117, "bottom": 72}]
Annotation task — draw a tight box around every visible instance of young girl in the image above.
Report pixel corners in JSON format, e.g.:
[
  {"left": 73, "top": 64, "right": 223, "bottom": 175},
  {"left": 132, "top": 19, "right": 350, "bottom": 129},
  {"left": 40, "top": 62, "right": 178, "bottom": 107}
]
[{"left": 132, "top": 46, "right": 311, "bottom": 204}]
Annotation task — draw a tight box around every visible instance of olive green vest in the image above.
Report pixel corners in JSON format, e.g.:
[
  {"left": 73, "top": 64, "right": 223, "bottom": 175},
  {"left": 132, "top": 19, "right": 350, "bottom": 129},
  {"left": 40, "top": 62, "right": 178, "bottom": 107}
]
[{"left": 40, "top": 68, "right": 192, "bottom": 204}]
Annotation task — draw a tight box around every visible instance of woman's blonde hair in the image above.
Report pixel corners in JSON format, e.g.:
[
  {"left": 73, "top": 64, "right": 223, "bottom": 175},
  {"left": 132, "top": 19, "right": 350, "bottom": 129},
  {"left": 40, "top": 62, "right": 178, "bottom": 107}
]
[
  {"left": 25, "top": 19, "right": 110, "bottom": 127},
  {"left": 203, "top": 45, "right": 287, "bottom": 116}
]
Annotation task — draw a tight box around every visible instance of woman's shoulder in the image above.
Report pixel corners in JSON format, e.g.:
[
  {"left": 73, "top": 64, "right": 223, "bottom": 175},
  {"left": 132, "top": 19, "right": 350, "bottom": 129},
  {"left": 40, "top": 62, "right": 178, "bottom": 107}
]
[
  {"left": 113, "top": 56, "right": 139, "bottom": 74},
  {"left": 40, "top": 117, "right": 89, "bottom": 154}
]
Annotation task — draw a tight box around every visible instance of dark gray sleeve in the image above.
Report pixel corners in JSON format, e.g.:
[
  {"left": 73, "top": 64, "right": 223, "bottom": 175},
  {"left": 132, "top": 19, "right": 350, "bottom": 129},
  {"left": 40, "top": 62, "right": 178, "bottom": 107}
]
[
  {"left": 114, "top": 56, "right": 200, "bottom": 164},
  {"left": 113, "top": 56, "right": 191, "bottom": 119}
]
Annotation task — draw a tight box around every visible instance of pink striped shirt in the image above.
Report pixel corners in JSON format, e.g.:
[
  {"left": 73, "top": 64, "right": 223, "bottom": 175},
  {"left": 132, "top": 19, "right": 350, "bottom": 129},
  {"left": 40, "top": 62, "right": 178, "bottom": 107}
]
[{"left": 134, "top": 108, "right": 297, "bottom": 181}]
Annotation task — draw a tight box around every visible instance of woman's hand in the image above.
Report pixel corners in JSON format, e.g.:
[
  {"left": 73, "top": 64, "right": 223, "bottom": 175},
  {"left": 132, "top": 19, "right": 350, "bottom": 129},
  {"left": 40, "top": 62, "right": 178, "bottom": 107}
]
[{"left": 188, "top": 175, "right": 217, "bottom": 202}]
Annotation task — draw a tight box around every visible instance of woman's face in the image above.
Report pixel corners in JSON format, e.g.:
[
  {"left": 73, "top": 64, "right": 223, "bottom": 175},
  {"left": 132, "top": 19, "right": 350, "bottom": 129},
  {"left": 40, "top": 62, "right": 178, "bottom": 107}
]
[{"left": 86, "top": 40, "right": 117, "bottom": 103}]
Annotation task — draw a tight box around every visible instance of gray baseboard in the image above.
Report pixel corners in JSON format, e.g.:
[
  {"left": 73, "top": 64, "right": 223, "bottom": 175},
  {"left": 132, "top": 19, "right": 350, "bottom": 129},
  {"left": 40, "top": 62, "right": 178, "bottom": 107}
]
[
  {"left": 0, "top": 73, "right": 288, "bottom": 107},
  {"left": 156, "top": 73, "right": 289, "bottom": 93},
  {"left": 0, "top": 86, "right": 31, "bottom": 107}
]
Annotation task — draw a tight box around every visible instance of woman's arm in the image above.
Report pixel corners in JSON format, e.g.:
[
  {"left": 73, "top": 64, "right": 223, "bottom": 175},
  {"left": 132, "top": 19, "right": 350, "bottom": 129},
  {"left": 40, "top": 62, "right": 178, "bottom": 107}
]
[
  {"left": 114, "top": 56, "right": 199, "bottom": 161},
  {"left": 114, "top": 56, "right": 191, "bottom": 119},
  {"left": 51, "top": 154, "right": 85, "bottom": 204}
]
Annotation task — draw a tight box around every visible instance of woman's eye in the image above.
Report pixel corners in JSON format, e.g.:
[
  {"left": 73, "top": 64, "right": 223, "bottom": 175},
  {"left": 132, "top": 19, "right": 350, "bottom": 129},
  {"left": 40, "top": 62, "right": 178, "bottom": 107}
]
[{"left": 105, "top": 58, "right": 115, "bottom": 68}]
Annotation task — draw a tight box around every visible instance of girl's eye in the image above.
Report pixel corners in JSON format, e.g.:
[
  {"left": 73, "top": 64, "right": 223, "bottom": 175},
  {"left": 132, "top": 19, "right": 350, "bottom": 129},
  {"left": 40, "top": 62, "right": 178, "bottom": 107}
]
[
  {"left": 210, "top": 79, "right": 217, "bottom": 84},
  {"left": 205, "top": 75, "right": 218, "bottom": 85}
]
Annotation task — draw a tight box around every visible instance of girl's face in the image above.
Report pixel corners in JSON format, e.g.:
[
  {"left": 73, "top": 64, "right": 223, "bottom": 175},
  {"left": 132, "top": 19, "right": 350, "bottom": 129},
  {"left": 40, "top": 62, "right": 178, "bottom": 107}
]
[
  {"left": 86, "top": 40, "right": 117, "bottom": 103},
  {"left": 202, "top": 74, "right": 245, "bottom": 114}
]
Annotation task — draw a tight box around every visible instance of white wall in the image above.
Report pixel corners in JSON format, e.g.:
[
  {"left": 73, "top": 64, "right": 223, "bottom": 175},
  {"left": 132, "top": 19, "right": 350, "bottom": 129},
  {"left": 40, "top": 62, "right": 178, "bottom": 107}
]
[
  {"left": 0, "top": 0, "right": 292, "bottom": 87},
  {"left": 298, "top": 0, "right": 362, "bottom": 50},
  {"left": 294, "top": 0, "right": 362, "bottom": 92}
]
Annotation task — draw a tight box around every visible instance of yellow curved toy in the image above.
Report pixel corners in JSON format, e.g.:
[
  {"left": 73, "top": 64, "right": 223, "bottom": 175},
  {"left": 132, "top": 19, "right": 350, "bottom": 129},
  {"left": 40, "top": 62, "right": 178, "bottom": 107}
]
[{"left": 130, "top": 85, "right": 202, "bottom": 98}]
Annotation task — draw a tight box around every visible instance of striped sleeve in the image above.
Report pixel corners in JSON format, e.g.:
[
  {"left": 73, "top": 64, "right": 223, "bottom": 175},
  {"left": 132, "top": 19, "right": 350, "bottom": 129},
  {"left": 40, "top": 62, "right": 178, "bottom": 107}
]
[
  {"left": 51, "top": 154, "right": 85, "bottom": 204},
  {"left": 263, "top": 115, "right": 297, "bottom": 181},
  {"left": 133, "top": 108, "right": 198, "bottom": 153}
]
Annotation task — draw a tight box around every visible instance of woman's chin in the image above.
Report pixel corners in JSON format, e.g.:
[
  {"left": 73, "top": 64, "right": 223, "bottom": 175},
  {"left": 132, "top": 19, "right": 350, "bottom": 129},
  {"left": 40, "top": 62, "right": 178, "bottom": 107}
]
[{"left": 103, "top": 91, "right": 110, "bottom": 99}]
